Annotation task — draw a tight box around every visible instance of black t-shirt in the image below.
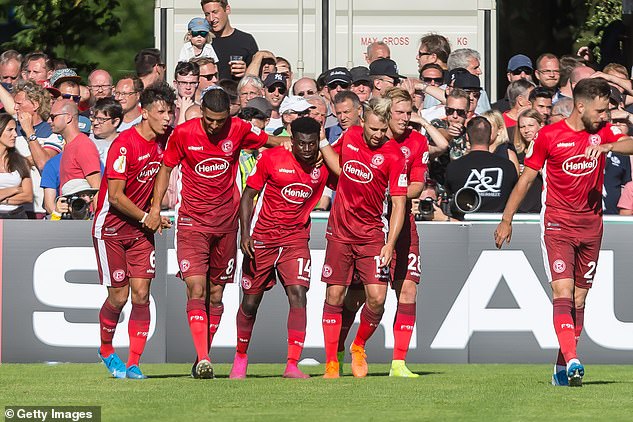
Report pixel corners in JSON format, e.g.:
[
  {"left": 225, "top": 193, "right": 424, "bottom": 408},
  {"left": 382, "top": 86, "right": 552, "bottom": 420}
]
[
  {"left": 212, "top": 28, "right": 259, "bottom": 80},
  {"left": 491, "top": 97, "right": 510, "bottom": 113},
  {"left": 516, "top": 150, "right": 542, "bottom": 213},
  {"left": 603, "top": 151, "right": 631, "bottom": 214},
  {"left": 445, "top": 150, "right": 518, "bottom": 213}
]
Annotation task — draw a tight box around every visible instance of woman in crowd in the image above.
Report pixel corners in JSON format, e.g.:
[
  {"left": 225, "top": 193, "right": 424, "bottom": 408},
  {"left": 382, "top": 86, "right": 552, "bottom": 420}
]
[
  {"left": 0, "top": 113, "right": 33, "bottom": 218},
  {"left": 513, "top": 109, "right": 545, "bottom": 213}
]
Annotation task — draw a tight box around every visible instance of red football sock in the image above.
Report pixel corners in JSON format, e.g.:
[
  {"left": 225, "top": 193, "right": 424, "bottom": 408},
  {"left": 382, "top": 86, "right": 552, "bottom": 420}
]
[
  {"left": 322, "top": 303, "right": 343, "bottom": 363},
  {"left": 354, "top": 305, "right": 383, "bottom": 348},
  {"left": 236, "top": 305, "right": 256, "bottom": 355},
  {"left": 186, "top": 299, "right": 209, "bottom": 361},
  {"left": 574, "top": 306, "right": 585, "bottom": 343},
  {"left": 393, "top": 303, "right": 416, "bottom": 361},
  {"left": 208, "top": 304, "right": 224, "bottom": 349},
  {"left": 99, "top": 299, "right": 121, "bottom": 357},
  {"left": 337, "top": 304, "right": 357, "bottom": 353},
  {"left": 127, "top": 302, "right": 150, "bottom": 367},
  {"left": 287, "top": 306, "right": 307, "bottom": 364},
  {"left": 553, "top": 298, "right": 576, "bottom": 363}
]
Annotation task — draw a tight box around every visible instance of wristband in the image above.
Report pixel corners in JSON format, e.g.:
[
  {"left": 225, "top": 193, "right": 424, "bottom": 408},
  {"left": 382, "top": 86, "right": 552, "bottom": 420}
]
[
  {"left": 319, "top": 139, "right": 329, "bottom": 149},
  {"left": 139, "top": 212, "right": 149, "bottom": 224},
  {"left": 28, "top": 134, "right": 38, "bottom": 143}
]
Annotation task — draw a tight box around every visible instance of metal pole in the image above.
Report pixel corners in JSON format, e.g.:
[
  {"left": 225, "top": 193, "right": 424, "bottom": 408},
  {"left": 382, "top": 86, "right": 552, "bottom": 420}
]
[
  {"left": 347, "top": 0, "right": 353, "bottom": 69},
  {"left": 297, "top": 0, "right": 305, "bottom": 78},
  {"left": 322, "top": 0, "right": 329, "bottom": 73}
]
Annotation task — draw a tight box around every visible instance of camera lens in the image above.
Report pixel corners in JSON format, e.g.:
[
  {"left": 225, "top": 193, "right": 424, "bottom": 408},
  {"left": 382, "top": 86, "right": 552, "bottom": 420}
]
[{"left": 417, "top": 197, "right": 435, "bottom": 221}]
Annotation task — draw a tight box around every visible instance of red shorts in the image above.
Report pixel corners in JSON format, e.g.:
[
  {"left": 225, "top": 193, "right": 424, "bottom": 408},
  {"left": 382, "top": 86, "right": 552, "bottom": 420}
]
[
  {"left": 240, "top": 240, "right": 312, "bottom": 295},
  {"left": 321, "top": 239, "right": 389, "bottom": 286},
  {"left": 93, "top": 236, "right": 156, "bottom": 288},
  {"left": 542, "top": 215, "right": 602, "bottom": 289},
  {"left": 391, "top": 215, "right": 421, "bottom": 286},
  {"left": 176, "top": 229, "right": 237, "bottom": 284}
]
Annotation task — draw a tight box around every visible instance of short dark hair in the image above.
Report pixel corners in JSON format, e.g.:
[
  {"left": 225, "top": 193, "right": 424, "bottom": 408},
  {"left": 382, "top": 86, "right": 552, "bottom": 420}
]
[
  {"left": 420, "top": 63, "right": 444, "bottom": 77},
  {"left": 559, "top": 55, "right": 583, "bottom": 87},
  {"left": 135, "top": 48, "right": 163, "bottom": 77},
  {"left": 466, "top": 116, "right": 492, "bottom": 146},
  {"left": 201, "top": 0, "right": 228, "bottom": 8},
  {"left": 23, "top": 52, "right": 53, "bottom": 72},
  {"left": 419, "top": 33, "right": 451, "bottom": 64},
  {"left": 202, "top": 88, "right": 230, "bottom": 112},
  {"left": 140, "top": 81, "right": 176, "bottom": 110},
  {"left": 291, "top": 117, "right": 321, "bottom": 137},
  {"left": 529, "top": 86, "right": 552, "bottom": 102},
  {"left": 573, "top": 77, "right": 610, "bottom": 104},
  {"left": 218, "top": 79, "right": 238, "bottom": 101},
  {"left": 238, "top": 107, "right": 268, "bottom": 122},
  {"left": 333, "top": 90, "right": 361, "bottom": 108},
  {"left": 93, "top": 97, "right": 123, "bottom": 127},
  {"left": 175, "top": 61, "right": 200, "bottom": 77}
]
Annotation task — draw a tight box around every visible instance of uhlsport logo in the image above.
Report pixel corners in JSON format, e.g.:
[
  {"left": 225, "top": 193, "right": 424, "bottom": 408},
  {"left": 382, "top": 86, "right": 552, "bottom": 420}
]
[
  {"left": 195, "top": 157, "right": 230, "bottom": 178},
  {"left": 281, "top": 183, "right": 313, "bottom": 204},
  {"left": 562, "top": 155, "right": 598, "bottom": 177},
  {"left": 137, "top": 161, "right": 161, "bottom": 183},
  {"left": 343, "top": 160, "right": 373, "bottom": 183},
  {"left": 371, "top": 154, "right": 385, "bottom": 167}
]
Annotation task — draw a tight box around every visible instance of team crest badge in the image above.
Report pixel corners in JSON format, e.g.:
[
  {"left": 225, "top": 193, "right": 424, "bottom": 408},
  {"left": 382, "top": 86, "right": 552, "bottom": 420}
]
[
  {"left": 221, "top": 140, "right": 234, "bottom": 153},
  {"left": 588, "top": 134, "right": 601, "bottom": 146},
  {"left": 322, "top": 264, "right": 333, "bottom": 278},
  {"left": 180, "top": 259, "right": 191, "bottom": 272},
  {"left": 553, "top": 259, "right": 566, "bottom": 274},
  {"left": 112, "top": 269, "right": 126, "bottom": 282},
  {"left": 119, "top": 146, "right": 127, "bottom": 155},
  {"left": 371, "top": 154, "right": 385, "bottom": 167},
  {"left": 400, "top": 146, "right": 411, "bottom": 159},
  {"left": 241, "top": 277, "right": 252, "bottom": 290},
  {"left": 311, "top": 167, "right": 321, "bottom": 180}
]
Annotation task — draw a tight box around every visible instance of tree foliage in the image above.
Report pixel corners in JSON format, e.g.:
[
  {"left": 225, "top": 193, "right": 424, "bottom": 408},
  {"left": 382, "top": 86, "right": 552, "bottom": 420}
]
[{"left": 575, "top": 0, "right": 622, "bottom": 63}]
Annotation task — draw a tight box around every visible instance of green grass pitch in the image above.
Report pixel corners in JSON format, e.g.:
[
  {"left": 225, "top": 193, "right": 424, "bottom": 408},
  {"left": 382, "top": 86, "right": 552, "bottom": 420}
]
[{"left": 1, "top": 363, "right": 632, "bottom": 421}]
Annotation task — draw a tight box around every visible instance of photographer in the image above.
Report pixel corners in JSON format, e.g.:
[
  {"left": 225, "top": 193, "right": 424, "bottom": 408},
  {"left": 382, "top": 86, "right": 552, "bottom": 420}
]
[{"left": 50, "top": 178, "right": 98, "bottom": 220}]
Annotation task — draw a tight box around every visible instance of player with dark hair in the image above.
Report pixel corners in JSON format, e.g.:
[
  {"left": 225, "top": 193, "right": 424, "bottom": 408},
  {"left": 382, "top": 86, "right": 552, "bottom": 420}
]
[
  {"left": 93, "top": 81, "right": 176, "bottom": 380},
  {"left": 229, "top": 117, "right": 329, "bottom": 379},
  {"left": 145, "top": 88, "right": 289, "bottom": 379},
  {"left": 495, "top": 78, "right": 633, "bottom": 387}
]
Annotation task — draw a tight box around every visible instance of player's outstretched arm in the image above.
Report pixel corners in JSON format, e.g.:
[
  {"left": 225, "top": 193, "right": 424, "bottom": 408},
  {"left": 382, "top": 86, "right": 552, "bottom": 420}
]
[
  {"left": 107, "top": 179, "right": 147, "bottom": 224},
  {"left": 265, "top": 135, "right": 291, "bottom": 149},
  {"left": 380, "top": 194, "right": 407, "bottom": 268},
  {"left": 145, "top": 164, "right": 173, "bottom": 233},
  {"left": 407, "top": 182, "right": 425, "bottom": 200},
  {"left": 319, "top": 141, "right": 342, "bottom": 176},
  {"left": 586, "top": 136, "right": 633, "bottom": 158},
  {"left": 494, "top": 166, "right": 539, "bottom": 249},
  {"left": 239, "top": 186, "right": 259, "bottom": 259}
]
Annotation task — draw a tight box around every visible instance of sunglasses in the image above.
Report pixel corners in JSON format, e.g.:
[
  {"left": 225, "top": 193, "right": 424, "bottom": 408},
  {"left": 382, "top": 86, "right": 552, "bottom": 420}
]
[
  {"left": 199, "top": 73, "right": 218, "bottom": 81},
  {"left": 465, "top": 90, "right": 481, "bottom": 99},
  {"left": 511, "top": 66, "right": 532, "bottom": 76},
  {"left": 446, "top": 107, "right": 468, "bottom": 118},
  {"left": 295, "top": 89, "right": 316, "bottom": 97},
  {"left": 61, "top": 93, "right": 81, "bottom": 103},
  {"left": 191, "top": 31, "right": 208, "bottom": 38},
  {"left": 327, "top": 82, "right": 350, "bottom": 90},
  {"left": 267, "top": 84, "right": 287, "bottom": 95},
  {"left": 417, "top": 51, "right": 432, "bottom": 59},
  {"left": 423, "top": 77, "right": 444, "bottom": 85}
]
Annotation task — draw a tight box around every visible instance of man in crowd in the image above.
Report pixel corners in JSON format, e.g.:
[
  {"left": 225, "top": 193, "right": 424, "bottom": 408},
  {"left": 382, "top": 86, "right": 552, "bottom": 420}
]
[
  {"left": 237, "top": 75, "right": 264, "bottom": 108},
  {"left": 263, "top": 73, "right": 288, "bottom": 133},
  {"left": 135, "top": 48, "right": 165, "bottom": 88},
  {"left": 90, "top": 98, "right": 123, "bottom": 166},
  {"left": 114, "top": 75, "right": 144, "bottom": 132},
  {"left": 492, "top": 54, "right": 534, "bottom": 112},
  {"left": 502, "top": 79, "right": 535, "bottom": 128},
  {"left": 416, "top": 33, "right": 450, "bottom": 72},
  {"left": 534, "top": 53, "right": 560, "bottom": 93},
  {"left": 365, "top": 41, "right": 390, "bottom": 64},
  {"left": 530, "top": 87, "right": 553, "bottom": 123},
  {"left": 327, "top": 90, "right": 363, "bottom": 143},
  {"left": 87, "top": 69, "right": 114, "bottom": 105},
  {"left": 0, "top": 50, "right": 22, "bottom": 88},
  {"left": 495, "top": 78, "right": 633, "bottom": 387},
  {"left": 191, "top": 57, "right": 219, "bottom": 103},
  {"left": 369, "top": 58, "right": 404, "bottom": 98},
  {"left": 173, "top": 61, "right": 200, "bottom": 126},
  {"left": 292, "top": 77, "right": 318, "bottom": 98},
  {"left": 93, "top": 82, "right": 175, "bottom": 380},
  {"left": 350, "top": 66, "right": 371, "bottom": 103},
  {"left": 22, "top": 52, "right": 53, "bottom": 83}
]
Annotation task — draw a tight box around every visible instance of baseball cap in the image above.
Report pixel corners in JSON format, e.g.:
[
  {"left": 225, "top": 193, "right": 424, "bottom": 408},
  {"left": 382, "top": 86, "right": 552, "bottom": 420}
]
[
  {"left": 325, "top": 67, "right": 352, "bottom": 85},
  {"left": 369, "top": 58, "right": 406, "bottom": 82},
  {"left": 246, "top": 97, "right": 273, "bottom": 118},
  {"left": 350, "top": 66, "right": 370, "bottom": 84},
  {"left": 61, "top": 179, "right": 99, "bottom": 197},
  {"left": 451, "top": 71, "right": 481, "bottom": 90},
  {"left": 507, "top": 54, "right": 533, "bottom": 72},
  {"left": 188, "top": 17, "right": 210, "bottom": 32},
  {"left": 264, "top": 73, "right": 287, "bottom": 88},
  {"left": 279, "top": 96, "right": 315, "bottom": 115},
  {"left": 37, "top": 80, "right": 61, "bottom": 98},
  {"left": 78, "top": 115, "right": 91, "bottom": 134},
  {"left": 50, "top": 68, "right": 82, "bottom": 88}
]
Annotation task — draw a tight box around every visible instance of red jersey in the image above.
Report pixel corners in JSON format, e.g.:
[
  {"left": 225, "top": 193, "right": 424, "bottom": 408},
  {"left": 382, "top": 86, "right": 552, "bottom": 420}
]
[
  {"left": 163, "top": 117, "right": 268, "bottom": 233},
  {"left": 326, "top": 125, "right": 408, "bottom": 243},
  {"left": 246, "top": 147, "right": 329, "bottom": 246},
  {"left": 59, "top": 133, "right": 101, "bottom": 189},
  {"left": 525, "top": 119, "right": 624, "bottom": 217},
  {"left": 394, "top": 128, "right": 429, "bottom": 184},
  {"left": 93, "top": 127, "right": 162, "bottom": 240}
]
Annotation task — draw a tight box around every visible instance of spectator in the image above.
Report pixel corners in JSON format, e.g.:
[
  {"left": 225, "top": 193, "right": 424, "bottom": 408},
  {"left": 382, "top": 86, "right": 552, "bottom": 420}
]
[
  {"left": 242, "top": 97, "right": 272, "bottom": 129},
  {"left": 569, "top": 65, "right": 594, "bottom": 93},
  {"left": 237, "top": 74, "right": 264, "bottom": 108},
  {"left": 603, "top": 88, "right": 632, "bottom": 214},
  {"left": 90, "top": 98, "right": 122, "bottom": 166},
  {"left": 502, "top": 79, "right": 535, "bottom": 128},
  {"left": 349, "top": 66, "right": 371, "bottom": 103},
  {"left": 114, "top": 75, "right": 143, "bottom": 132},
  {"left": 369, "top": 59, "right": 403, "bottom": 98},
  {"left": 534, "top": 53, "right": 560, "bottom": 92},
  {"left": 275, "top": 56, "right": 293, "bottom": 88},
  {"left": 443, "top": 48, "right": 491, "bottom": 113},
  {"left": 179, "top": 17, "right": 219, "bottom": 63},
  {"left": 292, "top": 77, "right": 317, "bottom": 97},
  {"left": 135, "top": 48, "right": 165, "bottom": 88},
  {"left": 328, "top": 90, "right": 362, "bottom": 143},
  {"left": 218, "top": 79, "right": 240, "bottom": 115},
  {"left": 513, "top": 109, "right": 544, "bottom": 213},
  {"left": 0, "top": 113, "right": 33, "bottom": 219},
  {"left": 416, "top": 33, "right": 450, "bottom": 72},
  {"left": 554, "top": 55, "right": 583, "bottom": 102},
  {"left": 49, "top": 179, "right": 98, "bottom": 220},
  {"left": 191, "top": 57, "right": 219, "bottom": 104},
  {"left": 173, "top": 61, "right": 200, "bottom": 126},
  {"left": 40, "top": 152, "right": 62, "bottom": 215},
  {"left": 445, "top": 116, "right": 517, "bottom": 213},
  {"left": 273, "top": 96, "right": 314, "bottom": 136},
  {"left": 365, "top": 41, "right": 390, "bottom": 64},
  {"left": 50, "top": 68, "right": 82, "bottom": 103},
  {"left": 21, "top": 52, "right": 53, "bottom": 84},
  {"left": 263, "top": 73, "right": 288, "bottom": 133},
  {"left": 0, "top": 50, "right": 22, "bottom": 88},
  {"left": 87, "top": 69, "right": 114, "bottom": 105},
  {"left": 304, "top": 94, "right": 328, "bottom": 127},
  {"left": 245, "top": 50, "right": 276, "bottom": 81},
  {"left": 529, "top": 86, "right": 553, "bottom": 123},
  {"left": 203, "top": 0, "right": 258, "bottom": 79},
  {"left": 549, "top": 97, "right": 573, "bottom": 124},
  {"left": 482, "top": 109, "right": 520, "bottom": 175}
]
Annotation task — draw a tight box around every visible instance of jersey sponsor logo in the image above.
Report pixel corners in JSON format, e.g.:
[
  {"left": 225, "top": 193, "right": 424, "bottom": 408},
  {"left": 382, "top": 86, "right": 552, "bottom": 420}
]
[
  {"left": 346, "top": 144, "right": 359, "bottom": 152},
  {"left": 588, "top": 134, "right": 601, "bottom": 146},
  {"left": 180, "top": 259, "right": 191, "bottom": 272},
  {"left": 553, "top": 259, "right": 566, "bottom": 274},
  {"left": 136, "top": 161, "right": 161, "bottom": 183},
  {"left": 188, "top": 146, "right": 203, "bottom": 151},
  {"left": 556, "top": 142, "right": 575, "bottom": 148},
  {"left": 195, "top": 157, "right": 230, "bottom": 178},
  {"left": 400, "top": 146, "right": 411, "bottom": 159},
  {"left": 241, "top": 276, "right": 251, "bottom": 290},
  {"left": 113, "top": 155, "right": 127, "bottom": 174},
  {"left": 611, "top": 126, "right": 622, "bottom": 135},
  {"left": 371, "top": 154, "right": 385, "bottom": 167},
  {"left": 322, "top": 264, "right": 333, "bottom": 278},
  {"left": 137, "top": 153, "right": 150, "bottom": 161},
  {"left": 464, "top": 168, "right": 504, "bottom": 196},
  {"left": 281, "top": 183, "right": 314, "bottom": 204},
  {"left": 343, "top": 160, "right": 373, "bottom": 184},
  {"left": 279, "top": 168, "right": 295, "bottom": 174},
  {"left": 562, "top": 155, "right": 598, "bottom": 177},
  {"left": 398, "top": 173, "right": 408, "bottom": 187},
  {"left": 250, "top": 123, "right": 262, "bottom": 136},
  {"left": 221, "top": 140, "right": 233, "bottom": 153},
  {"left": 310, "top": 167, "right": 321, "bottom": 180},
  {"left": 112, "top": 269, "right": 126, "bottom": 282}
]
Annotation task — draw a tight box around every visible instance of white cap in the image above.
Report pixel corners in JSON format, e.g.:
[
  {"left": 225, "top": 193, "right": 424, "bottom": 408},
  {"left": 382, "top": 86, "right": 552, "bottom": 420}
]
[
  {"left": 61, "top": 179, "right": 99, "bottom": 196},
  {"left": 279, "top": 96, "right": 315, "bottom": 115}
]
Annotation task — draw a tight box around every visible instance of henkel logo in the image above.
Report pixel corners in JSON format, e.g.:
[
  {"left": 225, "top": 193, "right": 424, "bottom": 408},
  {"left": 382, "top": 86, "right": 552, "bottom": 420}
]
[
  {"left": 136, "top": 161, "right": 161, "bottom": 183},
  {"left": 562, "top": 155, "right": 598, "bottom": 177},
  {"left": 195, "top": 157, "right": 230, "bottom": 178},
  {"left": 281, "top": 183, "right": 313, "bottom": 204},
  {"left": 343, "top": 160, "right": 373, "bottom": 184}
]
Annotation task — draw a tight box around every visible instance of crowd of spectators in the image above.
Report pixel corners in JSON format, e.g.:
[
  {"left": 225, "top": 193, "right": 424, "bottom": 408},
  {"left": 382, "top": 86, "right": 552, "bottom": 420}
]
[{"left": 0, "top": 0, "right": 632, "bottom": 220}]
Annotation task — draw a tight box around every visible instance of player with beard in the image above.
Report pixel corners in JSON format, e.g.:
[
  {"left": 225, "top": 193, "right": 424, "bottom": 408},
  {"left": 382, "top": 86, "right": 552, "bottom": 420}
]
[
  {"left": 229, "top": 117, "right": 329, "bottom": 379},
  {"left": 93, "top": 82, "right": 175, "bottom": 379},
  {"left": 319, "top": 97, "right": 408, "bottom": 378},
  {"left": 495, "top": 78, "right": 633, "bottom": 387}
]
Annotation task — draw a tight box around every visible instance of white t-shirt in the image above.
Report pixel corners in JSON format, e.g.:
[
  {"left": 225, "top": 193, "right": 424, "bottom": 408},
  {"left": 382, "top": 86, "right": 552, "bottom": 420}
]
[
  {"left": 178, "top": 42, "right": 219, "bottom": 63},
  {"left": 0, "top": 170, "right": 22, "bottom": 212}
]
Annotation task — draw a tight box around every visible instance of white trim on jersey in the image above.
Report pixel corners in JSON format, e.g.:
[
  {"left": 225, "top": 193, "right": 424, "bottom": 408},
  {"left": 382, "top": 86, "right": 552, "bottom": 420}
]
[
  {"left": 173, "top": 165, "right": 183, "bottom": 252},
  {"left": 381, "top": 191, "right": 389, "bottom": 243},
  {"left": 249, "top": 185, "right": 266, "bottom": 236},
  {"left": 539, "top": 162, "right": 552, "bottom": 282},
  {"left": 96, "top": 239, "right": 112, "bottom": 287},
  {"left": 93, "top": 190, "right": 111, "bottom": 239}
]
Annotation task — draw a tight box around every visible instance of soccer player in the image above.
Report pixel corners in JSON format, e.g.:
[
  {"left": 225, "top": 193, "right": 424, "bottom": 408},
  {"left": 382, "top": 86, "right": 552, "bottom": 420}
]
[
  {"left": 319, "top": 97, "right": 408, "bottom": 378},
  {"left": 336, "top": 88, "right": 432, "bottom": 377},
  {"left": 145, "top": 87, "right": 288, "bottom": 379},
  {"left": 229, "top": 117, "right": 330, "bottom": 379},
  {"left": 494, "top": 78, "right": 633, "bottom": 387},
  {"left": 93, "top": 82, "right": 176, "bottom": 379}
]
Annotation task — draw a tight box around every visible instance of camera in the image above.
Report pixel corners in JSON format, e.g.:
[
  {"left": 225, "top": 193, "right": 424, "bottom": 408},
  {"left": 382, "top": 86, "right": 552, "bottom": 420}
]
[
  {"left": 61, "top": 195, "right": 91, "bottom": 220},
  {"left": 415, "top": 186, "right": 481, "bottom": 221},
  {"left": 416, "top": 197, "right": 436, "bottom": 221}
]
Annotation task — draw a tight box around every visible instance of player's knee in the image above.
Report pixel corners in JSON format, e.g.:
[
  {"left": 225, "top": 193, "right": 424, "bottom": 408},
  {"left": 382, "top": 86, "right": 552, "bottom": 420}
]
[
  {"left": 130, "top": 290, "right": 150, "bottom": 305},
  {"left": 107, "top": 289, "right": 128, "bottom": 309},
  {"left": 187, "top": 284, "right": 206, "bottom": 299},
  {"left": 287, "top": 286, "right": 307, "bottom": 308},
  {"left": 365, "top": 295, "right": 386, "bottom": 314},
  {"left": 241, "top": 299, "right": 260, "bottom": 316},
  {"left": 325, "top": 288, "right": 345, "bottom": 306},
  {"left": 398, "top": 282, "right": 417, "bottom": 304}
]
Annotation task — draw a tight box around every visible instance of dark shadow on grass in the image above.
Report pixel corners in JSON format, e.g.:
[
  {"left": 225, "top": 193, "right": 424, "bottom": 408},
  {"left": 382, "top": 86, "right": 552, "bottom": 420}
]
[
  {"left": 365, "top": 371, "right": 442, "bottom": 377},
  {"left": 583, "top": 380, "right": 626, "bottom": 385},
  {"left": 147, "top": 374, "right": 193, "bottom": 379}
]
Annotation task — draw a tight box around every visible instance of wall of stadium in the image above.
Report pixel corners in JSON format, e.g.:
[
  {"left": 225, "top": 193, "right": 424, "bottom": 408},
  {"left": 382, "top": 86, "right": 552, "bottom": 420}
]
[{"left": 2, "top": 219, "right": 633, "bottom": 364}]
